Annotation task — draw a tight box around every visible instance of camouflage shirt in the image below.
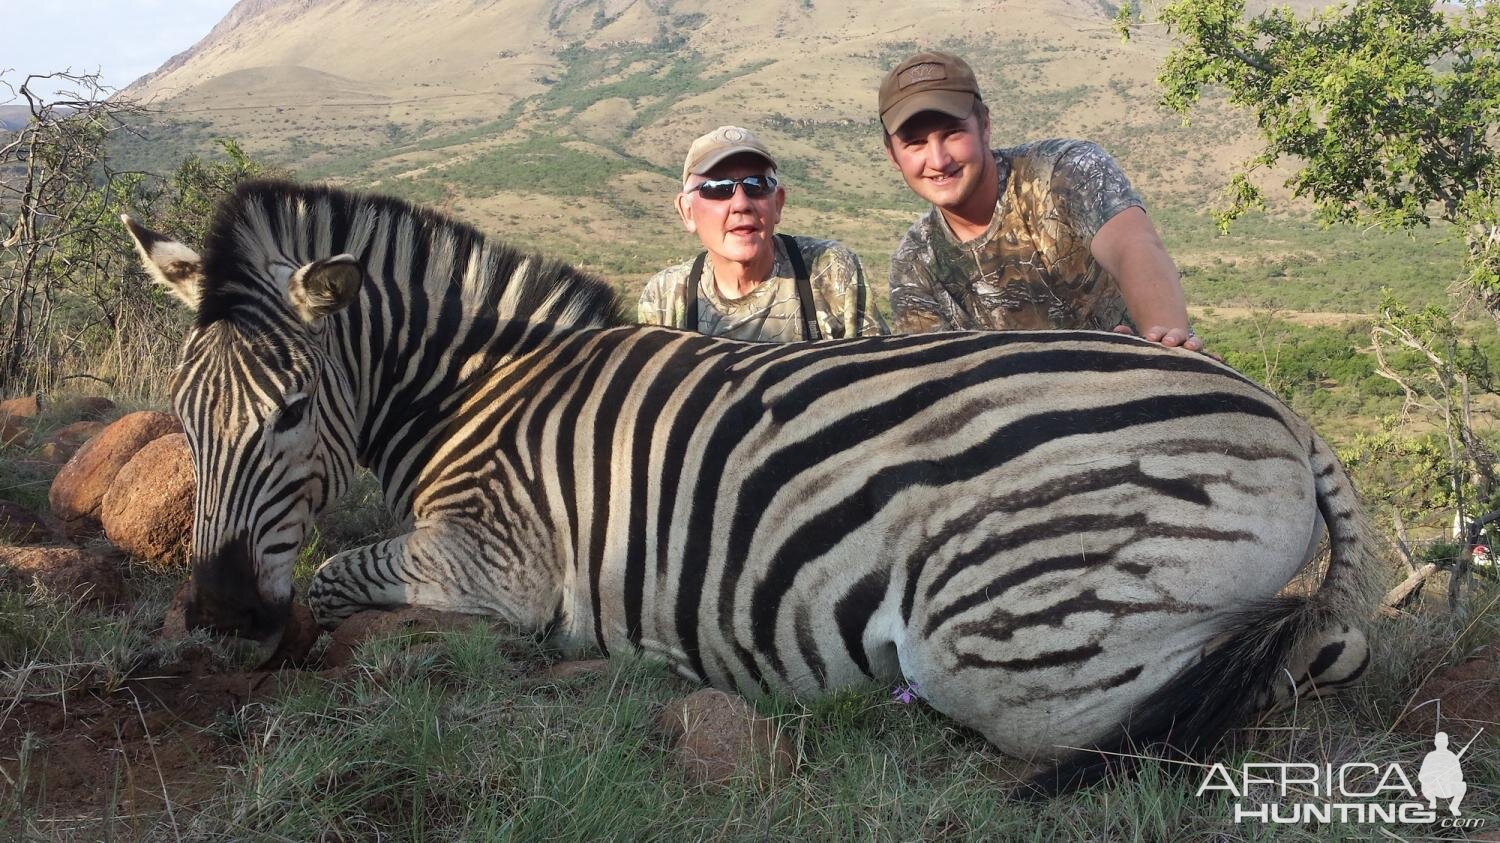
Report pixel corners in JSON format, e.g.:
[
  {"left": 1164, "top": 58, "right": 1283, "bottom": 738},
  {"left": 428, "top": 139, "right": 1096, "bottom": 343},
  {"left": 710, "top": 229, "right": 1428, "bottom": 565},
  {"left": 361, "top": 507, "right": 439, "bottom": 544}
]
[
  {"left": 888, "top": 139, "right": 1145, "bottom": 333},
  {"left": 637, "top": 235, "right": 888, "bottom": 341}
]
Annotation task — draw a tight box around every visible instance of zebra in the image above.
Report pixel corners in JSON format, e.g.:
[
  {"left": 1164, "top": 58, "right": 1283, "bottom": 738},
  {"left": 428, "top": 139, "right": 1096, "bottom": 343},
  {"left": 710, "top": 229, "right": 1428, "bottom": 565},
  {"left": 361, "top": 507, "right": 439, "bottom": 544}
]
[{"left": 123, "top": 180, "right": 1377, "bottom": 790}]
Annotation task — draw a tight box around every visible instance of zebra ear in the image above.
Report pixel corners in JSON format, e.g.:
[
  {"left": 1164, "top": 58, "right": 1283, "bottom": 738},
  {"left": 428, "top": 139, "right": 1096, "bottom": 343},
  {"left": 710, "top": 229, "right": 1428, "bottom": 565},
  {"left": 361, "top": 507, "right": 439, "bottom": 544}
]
[
  {"left": 287, "top": 254, "right": 362, "bottom": 323},
  {"left": 121, "top": 214, "right": 203, "bottom": 311}
]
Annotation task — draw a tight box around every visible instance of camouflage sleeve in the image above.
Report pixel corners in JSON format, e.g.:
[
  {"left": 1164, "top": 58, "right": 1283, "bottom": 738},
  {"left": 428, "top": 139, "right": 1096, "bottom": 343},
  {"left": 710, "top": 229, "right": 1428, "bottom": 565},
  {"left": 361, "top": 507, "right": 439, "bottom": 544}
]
[
  {"left": 637, "top": 263, "right": 691, "bottom": 328},
  {"left": 803, "top": 239, "right": 889, "bottom": 338},
  {"left": 887, "top": 224, "right": 950, "bottom": 334},
  {"left": 852, "top": 256, "right": 890, "bottom": 337},
  {"left": 1049, "top": 141, "right": 1145, "bottom": 243}
]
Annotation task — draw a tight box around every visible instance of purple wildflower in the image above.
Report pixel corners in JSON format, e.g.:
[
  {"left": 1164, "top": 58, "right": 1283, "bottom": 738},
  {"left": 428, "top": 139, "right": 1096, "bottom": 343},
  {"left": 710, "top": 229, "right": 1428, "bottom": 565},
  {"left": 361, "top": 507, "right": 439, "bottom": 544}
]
[{"left": 892, "top": 681, "right": 922, "bottom": 705}]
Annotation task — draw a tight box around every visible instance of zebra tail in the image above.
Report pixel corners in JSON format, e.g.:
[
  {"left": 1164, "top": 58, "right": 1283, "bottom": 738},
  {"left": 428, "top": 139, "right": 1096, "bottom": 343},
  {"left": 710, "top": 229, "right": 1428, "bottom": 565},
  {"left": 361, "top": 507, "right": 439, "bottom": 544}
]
[{"left": 1024, "top": 432, "right": 1383, "bottom": 797}]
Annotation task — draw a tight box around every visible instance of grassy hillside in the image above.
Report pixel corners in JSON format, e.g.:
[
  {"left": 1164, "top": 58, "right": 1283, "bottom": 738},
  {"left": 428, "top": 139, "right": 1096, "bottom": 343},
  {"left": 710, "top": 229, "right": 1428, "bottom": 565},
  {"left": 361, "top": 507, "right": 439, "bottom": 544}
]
[{"left": 109, "top": 0, "right": 1474, "bottom": 312}]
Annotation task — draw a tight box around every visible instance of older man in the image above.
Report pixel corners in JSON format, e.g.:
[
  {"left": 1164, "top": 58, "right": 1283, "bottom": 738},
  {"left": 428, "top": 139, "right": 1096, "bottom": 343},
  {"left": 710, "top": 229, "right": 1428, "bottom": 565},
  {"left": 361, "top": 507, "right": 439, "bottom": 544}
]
[
  {"left": 879, "top": 51, "right": 1203, "bottom": 352},
  {"left": 638, "top": 125, "right": 887, "bottom": 341}
]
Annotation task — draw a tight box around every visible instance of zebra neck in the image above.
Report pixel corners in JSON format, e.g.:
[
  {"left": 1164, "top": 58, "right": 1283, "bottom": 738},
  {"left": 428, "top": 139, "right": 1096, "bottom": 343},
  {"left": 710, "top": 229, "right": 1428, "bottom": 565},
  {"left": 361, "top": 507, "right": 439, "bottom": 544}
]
[{"left": 337, "top": 312, "right": 585, "bottom": 514}]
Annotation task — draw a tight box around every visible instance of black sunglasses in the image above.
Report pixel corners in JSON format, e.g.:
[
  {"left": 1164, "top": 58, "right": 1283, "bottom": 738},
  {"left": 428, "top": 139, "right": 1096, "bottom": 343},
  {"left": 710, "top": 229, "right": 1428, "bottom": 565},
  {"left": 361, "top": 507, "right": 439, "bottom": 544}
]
[{"left": 685, "top": 174, "right": 779, "bottom": 201}]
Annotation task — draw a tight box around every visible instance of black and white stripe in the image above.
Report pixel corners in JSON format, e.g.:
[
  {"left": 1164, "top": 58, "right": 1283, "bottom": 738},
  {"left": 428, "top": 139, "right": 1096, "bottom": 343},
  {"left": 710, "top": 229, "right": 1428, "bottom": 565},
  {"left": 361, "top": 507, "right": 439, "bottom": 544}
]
[{"left": 127, "top": 181, "right": 1377, "bottom": 788}]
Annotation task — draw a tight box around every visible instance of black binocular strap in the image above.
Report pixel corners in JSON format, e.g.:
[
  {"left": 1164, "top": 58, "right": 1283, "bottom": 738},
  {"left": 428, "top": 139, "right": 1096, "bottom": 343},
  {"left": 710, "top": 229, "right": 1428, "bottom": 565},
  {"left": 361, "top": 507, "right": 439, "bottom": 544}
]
[{"left": 684, "top": 234, "right": 821, "bottom": 340}]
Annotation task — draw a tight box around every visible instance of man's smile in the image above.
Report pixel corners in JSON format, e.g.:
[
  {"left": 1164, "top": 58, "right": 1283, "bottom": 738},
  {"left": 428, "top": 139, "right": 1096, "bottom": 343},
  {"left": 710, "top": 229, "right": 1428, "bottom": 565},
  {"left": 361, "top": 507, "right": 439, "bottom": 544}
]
[{"left": 925, "top": 168, "right": 961, "bottom": 186}]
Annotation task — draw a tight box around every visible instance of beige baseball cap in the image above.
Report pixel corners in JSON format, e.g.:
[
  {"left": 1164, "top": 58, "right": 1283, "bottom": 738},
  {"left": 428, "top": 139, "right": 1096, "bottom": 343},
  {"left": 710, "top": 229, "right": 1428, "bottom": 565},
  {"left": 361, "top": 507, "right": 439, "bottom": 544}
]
[
  {"left": 878, "top": 51, "right": 981, "bottom": 134},
  {"left": 681, "top": 125, "right": 777, "bottom": 185}
]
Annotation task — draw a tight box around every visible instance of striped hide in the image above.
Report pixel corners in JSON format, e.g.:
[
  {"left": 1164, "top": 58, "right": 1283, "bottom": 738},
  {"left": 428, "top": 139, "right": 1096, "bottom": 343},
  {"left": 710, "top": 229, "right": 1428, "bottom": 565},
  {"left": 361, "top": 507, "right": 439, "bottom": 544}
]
[{"left": 123, "top": 180, "right": 1378, "bottom": 790}]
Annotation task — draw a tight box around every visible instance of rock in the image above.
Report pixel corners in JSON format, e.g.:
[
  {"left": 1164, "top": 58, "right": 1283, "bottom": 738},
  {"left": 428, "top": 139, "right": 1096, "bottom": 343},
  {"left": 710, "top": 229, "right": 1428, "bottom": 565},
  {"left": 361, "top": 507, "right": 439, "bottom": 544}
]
[
  {"left": 656, "top": 688, "right": 797, "bottom": 786},
  {"left": 101, "top": 433, "right": 194, "bottom": 564},
  {"left": 35, "top": 421, "right": 106, "bottom": 464},
  {"left": 50, "top": 396, "right": 116, "bottom": 422},
  {"left": 323, "top": 607, "right": 488, "bottom": 668},
  {"left": 541, "top": 658, "right": 610, "bottom": 679},
  {"left": 49, "top": 410, "right": 181, "bottom": 538},
  {"left": 0, "top": 395, "right": 43, "bottom": 419},
  {"left": 0, "top": 414, "right": 30, "bottom": 448},
  {"left": 263, "top": 603, "right": 321, "bottom": 669},
  {"left": 0, "top": 545, "right": 125, "bottom": 607},
  {"left": 1397, "top": 644, "right": 1500, "bottom": 741},
  {"left": 0, "top": 501, "right": 54, "bottom": 544}
]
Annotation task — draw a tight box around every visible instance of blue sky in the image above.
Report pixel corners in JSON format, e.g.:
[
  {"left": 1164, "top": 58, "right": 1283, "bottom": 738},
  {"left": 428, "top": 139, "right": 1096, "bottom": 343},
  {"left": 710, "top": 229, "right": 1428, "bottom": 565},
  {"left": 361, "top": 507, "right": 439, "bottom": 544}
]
[{"left": 0, "top": 0, "right": 238, "bottom": 98}]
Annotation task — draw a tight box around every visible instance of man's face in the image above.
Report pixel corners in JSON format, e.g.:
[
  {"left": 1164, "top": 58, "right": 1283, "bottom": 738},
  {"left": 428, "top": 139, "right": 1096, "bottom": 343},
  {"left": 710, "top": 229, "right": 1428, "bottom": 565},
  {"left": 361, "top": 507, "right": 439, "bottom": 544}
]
[
  {"left": 675, "top": 155, "right": 785, "bottom": 266},
  {"left": 885, "top": 110, "right": 993, "bottom": 212}
]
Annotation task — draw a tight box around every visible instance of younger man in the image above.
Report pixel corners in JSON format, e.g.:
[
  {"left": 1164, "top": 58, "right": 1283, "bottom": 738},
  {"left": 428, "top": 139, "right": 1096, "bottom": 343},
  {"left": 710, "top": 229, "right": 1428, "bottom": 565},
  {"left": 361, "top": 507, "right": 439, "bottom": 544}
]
[{"left": 879, "top": 51, "right": 1201, "bottom": 352}]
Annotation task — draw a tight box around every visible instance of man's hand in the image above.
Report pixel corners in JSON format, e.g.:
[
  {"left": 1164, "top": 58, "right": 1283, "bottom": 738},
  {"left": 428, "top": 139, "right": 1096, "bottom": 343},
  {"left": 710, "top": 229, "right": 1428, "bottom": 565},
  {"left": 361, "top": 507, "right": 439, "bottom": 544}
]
[
  {"left": 1113, "top": 323, "right": 1204, "bottom": 352},
  {"left": 1112, "top": 324, "right": 1212, "bottom": 356}
]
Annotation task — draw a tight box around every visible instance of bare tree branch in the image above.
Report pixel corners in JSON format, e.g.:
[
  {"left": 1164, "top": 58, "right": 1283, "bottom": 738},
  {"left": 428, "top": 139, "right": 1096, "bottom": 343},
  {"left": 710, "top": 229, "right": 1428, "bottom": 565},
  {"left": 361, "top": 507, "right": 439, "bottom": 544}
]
[
  {"left": 1383, "top": 562, "right": 1439, "bottom": 611},
  {"left": 1389, "top": 509, "right": 1418, "bottom": 574}
]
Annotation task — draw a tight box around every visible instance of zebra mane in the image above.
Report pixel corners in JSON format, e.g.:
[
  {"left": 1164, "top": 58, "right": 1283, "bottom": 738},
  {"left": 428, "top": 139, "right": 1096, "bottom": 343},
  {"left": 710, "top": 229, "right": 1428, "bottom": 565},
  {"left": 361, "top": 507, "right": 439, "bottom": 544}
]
[{"left": 193, "top": 179, "right": 627, "bottom": 331}]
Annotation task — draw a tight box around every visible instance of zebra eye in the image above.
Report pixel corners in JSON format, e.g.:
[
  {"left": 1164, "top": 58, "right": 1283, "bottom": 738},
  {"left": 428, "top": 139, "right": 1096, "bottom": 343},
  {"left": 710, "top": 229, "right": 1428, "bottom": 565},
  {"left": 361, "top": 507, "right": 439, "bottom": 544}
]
[{"left": 273, "top": 395, "right": 309, "bottom": 433}]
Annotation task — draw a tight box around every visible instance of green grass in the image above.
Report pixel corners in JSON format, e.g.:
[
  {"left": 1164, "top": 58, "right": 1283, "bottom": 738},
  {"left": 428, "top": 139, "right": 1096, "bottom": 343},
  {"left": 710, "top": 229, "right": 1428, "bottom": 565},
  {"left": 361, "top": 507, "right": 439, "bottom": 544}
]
[
  {"left": 302, "top": 106, "right": 529, "bottom": 183},
  {"left": 1158, "top": 206, "right": 1469, "bottom": 313},
  {"left": 535, "top": 40, "right": 773, "bottom": 136},
  {"left": 0, "top": 458, "right": 54, "bottom": 514},
  {"left": 441, "top": 136, "right": 640, "bottom": 197},
  {"left": 5, "top": 577, "right": 1490, "bottom": 840},
  {"left": 0, "top": 565, "right": 215, "bottom": 714},
  {"left": 0, "top": 392, "right": 145, "bottom": 511},
  {"left": 107, "top": 115, "right": 224, "bottom": 176}
]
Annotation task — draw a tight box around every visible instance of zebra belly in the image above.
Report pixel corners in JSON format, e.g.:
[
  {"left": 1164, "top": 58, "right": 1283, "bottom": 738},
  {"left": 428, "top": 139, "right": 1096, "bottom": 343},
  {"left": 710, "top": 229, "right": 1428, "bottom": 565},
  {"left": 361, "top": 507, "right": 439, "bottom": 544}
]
[{"left": 588, "top": 513, "right": 907, "bottom": 694}]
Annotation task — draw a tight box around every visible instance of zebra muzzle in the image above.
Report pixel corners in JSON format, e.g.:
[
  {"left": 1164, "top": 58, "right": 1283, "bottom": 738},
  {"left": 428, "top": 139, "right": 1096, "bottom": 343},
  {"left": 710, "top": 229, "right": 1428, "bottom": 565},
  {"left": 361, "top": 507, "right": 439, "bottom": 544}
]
[{"left": 186, "top": 536, "right": 292, "bottom": 649}]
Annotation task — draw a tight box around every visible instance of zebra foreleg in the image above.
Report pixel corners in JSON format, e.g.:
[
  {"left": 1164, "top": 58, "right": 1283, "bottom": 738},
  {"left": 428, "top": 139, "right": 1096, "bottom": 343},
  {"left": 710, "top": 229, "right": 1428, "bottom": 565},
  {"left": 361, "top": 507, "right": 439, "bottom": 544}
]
[{"left": 306, "top": 523, "right": 563, "bottom": 632}]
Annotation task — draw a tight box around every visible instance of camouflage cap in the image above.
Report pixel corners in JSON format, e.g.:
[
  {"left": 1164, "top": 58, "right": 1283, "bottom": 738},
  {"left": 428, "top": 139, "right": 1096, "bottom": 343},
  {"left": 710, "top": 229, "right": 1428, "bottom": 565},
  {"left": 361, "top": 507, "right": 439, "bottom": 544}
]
[
  {"left": 682, "top": 125, "right": 777, "bottom": 186},
  {"left": 878, "top": 51, "right": 981, "bottom": 134}
]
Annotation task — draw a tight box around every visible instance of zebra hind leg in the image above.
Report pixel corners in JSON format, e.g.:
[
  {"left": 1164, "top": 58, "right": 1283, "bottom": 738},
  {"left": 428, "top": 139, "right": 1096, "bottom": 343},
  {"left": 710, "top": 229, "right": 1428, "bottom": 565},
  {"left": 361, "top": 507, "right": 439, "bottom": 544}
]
[
  {"left": 1023, "top": 608, "right": 1372, "bottom": 798},
  {"left": 306, "top": 523, "right": 563, "bottom": 633},
  {"left": 1257, "top": 623, "right": 1371, "bottom": 712},
  {"left": 1024, "top": 597, "right": 1323, "bottom": 797}
]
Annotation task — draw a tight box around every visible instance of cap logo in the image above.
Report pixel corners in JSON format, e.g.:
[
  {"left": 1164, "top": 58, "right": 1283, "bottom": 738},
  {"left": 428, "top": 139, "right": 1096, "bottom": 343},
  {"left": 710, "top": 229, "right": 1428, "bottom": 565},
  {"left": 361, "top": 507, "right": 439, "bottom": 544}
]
[
  {"left": 898, "top": 62, "right": 947, "bottom": 88},
  {"left": 716, "top": 127, "right": 748, "bottom": 143}
]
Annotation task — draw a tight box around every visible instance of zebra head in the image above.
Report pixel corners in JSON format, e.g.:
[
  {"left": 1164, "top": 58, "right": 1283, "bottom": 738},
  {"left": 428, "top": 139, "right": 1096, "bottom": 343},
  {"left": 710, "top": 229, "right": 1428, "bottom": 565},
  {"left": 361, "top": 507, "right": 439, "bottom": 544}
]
[{"left": 123, "top": 215, "right": 361, "bottom": 646}]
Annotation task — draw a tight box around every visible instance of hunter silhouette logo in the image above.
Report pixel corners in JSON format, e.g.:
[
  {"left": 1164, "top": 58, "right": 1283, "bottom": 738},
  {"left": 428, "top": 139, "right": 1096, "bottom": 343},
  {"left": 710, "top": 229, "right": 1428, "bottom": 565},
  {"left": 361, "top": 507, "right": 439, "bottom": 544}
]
[
  {"left": 1419, "top": 731, "right": 1471, "bottom": 817},
  {"left": 1198, "top": 727, "right": 1487, "bottom": 829}
]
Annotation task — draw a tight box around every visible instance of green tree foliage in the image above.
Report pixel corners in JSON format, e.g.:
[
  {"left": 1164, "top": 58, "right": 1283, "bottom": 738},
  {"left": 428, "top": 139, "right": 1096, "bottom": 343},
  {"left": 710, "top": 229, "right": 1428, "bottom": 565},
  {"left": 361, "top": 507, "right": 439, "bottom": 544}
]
[
  {"left": 1339, "top": 423, "right": 1455, "bottom": 517},
  {"left": 1144, "top": 0, "right": 1500, "bottom": 313},
  {"left": 0, "top": 72, "right": 149, "bottom": 393},
  {"left": 1370, "top": 294, "right": 1497, "bottom": 543},
  {"left": 1, "top": 71, "right": 284, "bottom": 399},
  {"left": 1123, "top": 0, "right": 1500, "bottom": 557},
  {"left": 153, "top": 138, "right": 288, "bottom": 247}
]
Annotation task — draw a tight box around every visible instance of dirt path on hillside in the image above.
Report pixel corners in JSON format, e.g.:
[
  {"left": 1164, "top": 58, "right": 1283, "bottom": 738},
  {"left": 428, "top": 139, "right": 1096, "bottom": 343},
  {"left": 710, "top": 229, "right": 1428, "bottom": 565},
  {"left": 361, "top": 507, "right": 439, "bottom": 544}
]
[{"left": 1189, "top": 305, "right": 1367, "bottom": 327}]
